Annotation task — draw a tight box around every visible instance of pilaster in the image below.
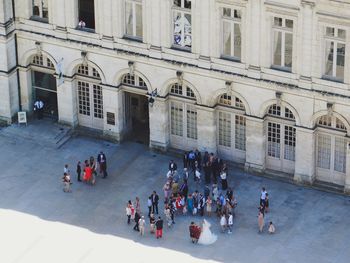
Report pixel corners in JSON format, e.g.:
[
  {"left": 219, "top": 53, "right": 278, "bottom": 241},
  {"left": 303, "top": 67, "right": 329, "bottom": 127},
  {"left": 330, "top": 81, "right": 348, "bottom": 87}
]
[
  {"left": 103, "top": 87, "right": 123, "bottom": 141},
  {"left": 57, "top": 78, "right": 78, "bottom": 127},
  {"left": 196, "top": 105, "right": 217, "bottom": 153},
  {"left": 245, "top": 117, "right": 265, "bottom": 173},
  {"left": 294, "top": 127, "right": 315, "bottom": 185},
  {"left": 149, "top": 97, "right": 170, "bottom": 151}
]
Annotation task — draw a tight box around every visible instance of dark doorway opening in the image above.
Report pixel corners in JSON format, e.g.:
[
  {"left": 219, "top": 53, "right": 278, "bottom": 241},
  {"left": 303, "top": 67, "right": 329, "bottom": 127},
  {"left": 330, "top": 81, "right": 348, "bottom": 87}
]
[
  {"left": 32, "top": 71, "right": 58, "bottom": 120},
  {"left": 124, "top": 92, "right": 150, "bottom": 145}
]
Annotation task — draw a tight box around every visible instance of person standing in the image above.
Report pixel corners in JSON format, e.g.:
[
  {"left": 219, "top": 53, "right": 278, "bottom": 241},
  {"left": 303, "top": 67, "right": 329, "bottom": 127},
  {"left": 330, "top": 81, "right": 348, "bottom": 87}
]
[
  {"left": 134, "top": 211, "right": 141, "bottom": 231},
  {"left": 97, "top": 151, "right": 107, "bottom": 178},
  {"left": 168, "top": 160, "right": 177, "bottom": 173},
  {"left": 89, "top": 156, "right": 96, "bottom": 185},
  {"left": 62, "top": 173, "right": 71, "bottom": 193},
  {"left": 220, "top": 213, "right": 227, "bottom": 233},
  {"left": 268, "top": 221, "right": 275, "bottom": 234},
  {"left": 149, "top": 214, "right": 156, "bottom": 234},
  {"left": 220, "top": 171, "right": 228, "bottom": 191},
  {"left": 260, "top": 187, "right": 267, "bottom": 207},
  {"left": 265, "top": 193, "right": 270, "bottom": 213},
  {"left": 126, "top": 201, "right": 132, "bottom": 224},
  {"left": 139, "top": 216, "right": 146, "bottom": 236},
  {"left": 34, "top": 99, "right": 44, "bottom": 119},
  {"left": 155, "top": 216, "right": 163, "bottom": 239},
  {"left": 151, "top": 191, "right": 159, "bottom": 215},
  {"left": 147, "top": 196, "right": 152, "bottom": 217},
  {"left": 83, "top": 163, "right": 92, "bottom": 184},
  {"left": 135, "top": 197, "right": 141, "bottom": 215},
  {"left": 76, "top": 161, "right": 82, "bottom": 182},
  {"left": 258, "top": 211, "right": 264, "bottom": 233},
  {"left": 183, "top": 152, "right": 189, "bottom": 169},
  {"left": 227, "top": 212, "right": 233, "bottom": 234},
  {"left": 206, "top": 196, "right": 212, "bottom": 217}
]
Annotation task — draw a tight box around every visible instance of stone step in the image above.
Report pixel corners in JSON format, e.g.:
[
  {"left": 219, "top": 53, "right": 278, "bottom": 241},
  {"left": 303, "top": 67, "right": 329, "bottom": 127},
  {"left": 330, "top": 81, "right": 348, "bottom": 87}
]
[{"left": 313, "top": 180, "right": 344, "bottom": 195}]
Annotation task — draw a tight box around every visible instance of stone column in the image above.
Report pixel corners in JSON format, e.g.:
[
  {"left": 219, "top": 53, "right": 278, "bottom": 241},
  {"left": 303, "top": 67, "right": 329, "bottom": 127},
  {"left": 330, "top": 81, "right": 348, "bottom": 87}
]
[
  {"left": 149, "top": 97, "right": 170, "bottom": 151},
  {"left": 103, "top": 87, "right": 122, "bottom": 141},
  {"left": 299, "top": 1, "right": 315, "bottom": 83},
  {"left": 57, "top": 78, "right": 78, "bottom": 127},
  {"left": 148, "top": 0, "right": 162, "bottom": 58},
  {"left": 247, "top": 0, "right": 261, "bottom": 70},
  {"left": 344, "top": 142, "right": 350, "bottom": 194},
  {"left": 196, "top": 105, "right": 217, "bottom": 153},
  {"left": 245, "top": 117, "right": 265, "bottom": 172},
  {"left": 19, "top": 68, "right": 32, "bottom": 113},
  {"left": 65, "top": 0, "right": 78, "bottom": 29},
  {"left": 294, "top": 127, "right": 315, "bottom": 184},
  {"left": 52, "top": 0, "right": 66, "bottom": 28}
]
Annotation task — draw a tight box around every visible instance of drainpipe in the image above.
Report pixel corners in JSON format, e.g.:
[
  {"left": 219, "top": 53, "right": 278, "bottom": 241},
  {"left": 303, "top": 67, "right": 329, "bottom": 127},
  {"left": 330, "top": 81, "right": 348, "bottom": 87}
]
[{"left": 12, "top": 0, "right": 22, "bottom": 111}]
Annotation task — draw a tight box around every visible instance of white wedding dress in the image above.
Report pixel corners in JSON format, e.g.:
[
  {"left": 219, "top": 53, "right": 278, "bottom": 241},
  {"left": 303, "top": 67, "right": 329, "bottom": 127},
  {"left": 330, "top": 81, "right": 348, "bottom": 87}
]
[{"left": 198, "top": 219, "right": 217, "bottom": 245}]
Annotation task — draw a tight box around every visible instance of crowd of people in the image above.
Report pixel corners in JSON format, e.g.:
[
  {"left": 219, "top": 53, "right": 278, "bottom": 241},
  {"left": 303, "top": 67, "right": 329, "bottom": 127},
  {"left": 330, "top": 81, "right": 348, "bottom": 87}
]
[{"left": 61, "top": 151, "right": 108, "bottom": 192}]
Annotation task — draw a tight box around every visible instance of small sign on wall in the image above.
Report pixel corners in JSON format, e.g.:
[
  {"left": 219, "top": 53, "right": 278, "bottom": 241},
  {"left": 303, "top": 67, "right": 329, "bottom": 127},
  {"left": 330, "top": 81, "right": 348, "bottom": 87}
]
[
  {"left": 107, "top": 112, "right": 116, "bottom": 126},
  {"left": 18, "top": 111, "right": 27, "bottom": 126}
]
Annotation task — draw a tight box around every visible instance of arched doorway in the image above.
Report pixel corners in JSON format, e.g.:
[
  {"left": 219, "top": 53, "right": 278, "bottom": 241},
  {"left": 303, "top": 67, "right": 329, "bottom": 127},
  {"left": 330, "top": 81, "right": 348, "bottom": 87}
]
[
  {"left": 75, "top": 64, "right": 104, "bottom": 130},
  {"left": 168, "top": 83, "right": 198, "bottom": 150},
  {"left": 315, "top": 114, "right": 348, "bottom": 185},
  {"left": 120, "top": 73, "right": 150, "bottom": 144},
  {"left": 216, "top": 93, "right": 246, "bottom": 163},
  {"left": 265, "top": 103, "right": 296, "bottom": 174},
  {"left": 31, "top": 54, "right": 58, "bottom": 119}
]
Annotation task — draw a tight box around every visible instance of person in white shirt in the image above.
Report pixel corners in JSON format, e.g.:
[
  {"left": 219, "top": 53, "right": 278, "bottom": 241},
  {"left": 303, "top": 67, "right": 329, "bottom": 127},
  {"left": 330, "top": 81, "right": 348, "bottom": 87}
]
[
  {"left": 268, "top": 221, "right": 276, "bottom": 234},
  {"left": 34, "top": 99, "right": 44, "bottom": 119},
  {"left": 260, "top": 187, "right": 267, "bottom": 207},
  {"left": 138, "top": 216, "right": 146, "bottom": 236},
  {"left": 220, "top": 213, "right": 227, "bottom": 233}
]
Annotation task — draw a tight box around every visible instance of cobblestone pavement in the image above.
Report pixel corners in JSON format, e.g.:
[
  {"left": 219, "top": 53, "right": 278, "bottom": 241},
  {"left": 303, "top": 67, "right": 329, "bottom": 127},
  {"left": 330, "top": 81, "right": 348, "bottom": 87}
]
[{"left": 1, "top": 133, "right": 350, "bottom": 263}]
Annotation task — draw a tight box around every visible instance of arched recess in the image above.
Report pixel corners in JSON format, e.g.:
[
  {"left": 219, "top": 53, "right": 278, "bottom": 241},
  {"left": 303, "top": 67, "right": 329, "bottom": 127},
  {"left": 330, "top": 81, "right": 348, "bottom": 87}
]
[
  {"left": 313, "top": 111, "right": 349, "bottom": 186},
  {"left": 263, "top": 102, "right": 298, "bottom": 174},
  {"left": 29, "top": 52, "right": 59, "bottom": 119},
  {"left": 259, "top": 99, "right": 301, "bottom": 126},
  {"left": 74, "top": 63, "right": 104, "bottom": 130},
  {"left": 310, "top": 110, "right": 350, "bottom": 134},
  {"left": 215, "top": 92, "right": 248, "bottom": 163},
  {"left": 67, "top": 59, "right": 106, "bottom": 84},
  {"left": 21, "top": 48, "right": 57, "bottom": 70},
  {"left": 167, "top": 81, "right": 199, "bottom": 150},
  {"left": 210, "top": 88, "right": 251, "bottom": 115},
  {"left": 161, "top": 78, "right": 202, "bottom": 105},
  {"left": 116, "top": 69, "right": 153, "bottom": 94}
]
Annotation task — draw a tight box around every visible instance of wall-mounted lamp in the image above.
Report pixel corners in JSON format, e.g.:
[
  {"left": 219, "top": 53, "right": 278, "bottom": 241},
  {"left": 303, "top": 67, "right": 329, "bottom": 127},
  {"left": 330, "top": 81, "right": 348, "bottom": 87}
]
[{"left": 147, "top": 88, "right": 158, "bottom": 107}]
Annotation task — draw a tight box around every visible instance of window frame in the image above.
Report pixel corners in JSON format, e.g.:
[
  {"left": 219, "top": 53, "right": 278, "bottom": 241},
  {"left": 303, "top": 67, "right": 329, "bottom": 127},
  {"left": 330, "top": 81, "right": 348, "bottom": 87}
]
[
  {"left": 172, "top": 0, "right": 192, "bottom": 51},
  {"left": 322, "top": 26, "right": 346, "bottom": 82},
  {"left": 31, "top": 0, "right": 49, "bottom": 23},
  {"left": 124, "top": 0, "right": 143, "bottom": 41},
  {"left": 271, "top": 16, "right": 294, "bottom": 72},
  {"left": 220, "top": 7, "right": 242, "bottom": 61}
]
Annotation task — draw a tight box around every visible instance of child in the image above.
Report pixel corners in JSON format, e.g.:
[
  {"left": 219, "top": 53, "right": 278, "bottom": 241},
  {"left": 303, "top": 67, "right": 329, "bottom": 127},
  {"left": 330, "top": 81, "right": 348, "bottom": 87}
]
[
  {"left": 220, "top": 213, "right": 227, "bottom": 233},
  {"left": 62, "top": 172, "right": 71, "bottom": 193},
  {"left": 268, "top": 221, "right": 275, "bottom": 234}
]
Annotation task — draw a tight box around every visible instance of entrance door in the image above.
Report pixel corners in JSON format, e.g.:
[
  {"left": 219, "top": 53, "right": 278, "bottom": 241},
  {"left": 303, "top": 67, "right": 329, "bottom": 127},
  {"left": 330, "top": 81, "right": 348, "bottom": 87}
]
[
  {"left": 32, "top": 71, "right": 58, "bottom": 119},
  {"left": 124, "top": 92, "right": 150, "bottom": 144}
]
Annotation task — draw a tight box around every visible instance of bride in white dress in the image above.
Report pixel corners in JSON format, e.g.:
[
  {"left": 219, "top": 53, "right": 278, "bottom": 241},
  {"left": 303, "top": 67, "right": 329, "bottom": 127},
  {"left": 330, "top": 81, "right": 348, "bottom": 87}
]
[{"left": 198, "top": 219, "right": 217, "bottom": 245}]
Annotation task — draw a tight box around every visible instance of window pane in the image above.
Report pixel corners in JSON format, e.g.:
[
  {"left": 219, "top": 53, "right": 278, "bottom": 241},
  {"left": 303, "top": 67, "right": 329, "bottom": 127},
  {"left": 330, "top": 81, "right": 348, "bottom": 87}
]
[
  {"left": 284, "top": 126, "right": 295, "bottom": 161},
  {"left": 334, "top": 137, "right": 346, "bottom": 173},
  {"left": 184, "top": 14, "right": 192, "bottom": 47},
  {"left": 234, "top": 23, "right": 241, "bottom": 59},
  {"left": 223, "top": 8, "right": 231, "bottom": 17},
  {"left": 336, "top": 43, "right": 345, "bottom": 80},
  {"left": 326, "top": 27, "right": 335, "bottom": 37},
  {"left": 125, "top": 2, "right": 133, "bottom": 36},
  {"left": 285, "top": 19, "right": 293, "bottom": 29},
  {"left": 42, "top": 0, "right": 48, "bottom": 19},
  {"left": 174, "top": 0, "right": 181, "bottom": 7},
  {"left": 33, "top": 0, "right": 40, "bottom": 16},
  {"left": 267, "top": 122, "right": 281, "bottom": 158},
  {"left": 78, "top": 81, "right": 91, "bottom": 116},
  {"left": 317, "top": 134, "right": 331, "bottom": 169},
  {"left": 93, "top": 85, "right": 103, "bottom": 119},
  {"left": 135, "top": 3, "right": 143, "bottom": 38},
  {"left": 235, "top": 115, "right": 246, "bottom": 151},
  {"left": 222, "top": 21, "right": 231, "bottom": 56},
  {"left": 79, "top": 0, "right": 95, "bottom": 29},
  {"left": 171, "top": 102, "right": 183, "bottom": 136},
  {"left": 273, "top": 31, "right": 282, "bottom": 66},
  {"left": 173, "top": 12, "right": 182, "bottom": 46},
  {"left": 219, "top": 112, "right": 231, "bottom": 147},
  {"left": 234, "top": 9, "right": 241, "bottom": 19},
  {"left": 186, "top": 105, "right": 197, "bottom": 139},
  {"left": 324, "top": 41, "right": 334, "bottom": 76},
  {"left": 184, "top": 0, "right": 191, "bottom": 9},
  {"left": 338, "top": 29, "right": 346, "bottom": 40},
  {"left": 274, "top": 17, "right": 282, "bottom": 27},
  {"left": 285, "top": 33, "right": 293, "bottom": 68},
  {"left": 32, "top": 71, "right": 57, "bottom": 91}
]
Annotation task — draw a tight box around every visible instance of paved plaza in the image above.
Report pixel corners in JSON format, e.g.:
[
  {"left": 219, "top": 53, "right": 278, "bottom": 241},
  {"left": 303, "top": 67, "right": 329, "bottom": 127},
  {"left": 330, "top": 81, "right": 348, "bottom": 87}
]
[{"left": 1, "top": 127, "right": 350, "bottom": 263}]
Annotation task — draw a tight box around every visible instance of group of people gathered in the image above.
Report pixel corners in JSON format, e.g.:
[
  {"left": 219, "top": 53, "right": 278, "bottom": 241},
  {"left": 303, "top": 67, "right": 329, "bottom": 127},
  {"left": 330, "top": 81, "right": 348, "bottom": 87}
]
[
  {"left": 125, "top": 149, "right": 239, "bottom": 244},
  {"left": 62, "top": 151, "right": 108, "bottom": 192}
]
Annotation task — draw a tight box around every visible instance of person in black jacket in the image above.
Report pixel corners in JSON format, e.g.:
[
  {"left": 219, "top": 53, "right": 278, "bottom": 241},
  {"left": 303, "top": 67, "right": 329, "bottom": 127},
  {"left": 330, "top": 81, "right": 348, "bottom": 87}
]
[
  {"left": 169, "top": 160, "right": 177, "bottom": 172},
  {"left": 151, "top": 191, "right": 159, "bottom": 214},
  {"left": 133, "top": 211, "right": 141, "bottom": 231}
]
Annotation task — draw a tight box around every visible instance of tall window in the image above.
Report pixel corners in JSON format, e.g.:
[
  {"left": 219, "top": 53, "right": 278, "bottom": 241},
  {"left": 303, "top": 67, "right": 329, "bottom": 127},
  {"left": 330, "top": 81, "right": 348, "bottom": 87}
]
[
  {"left": 125, "top": 0, "right": 143, "bottom": 39},
  {"left": 32, "top": 0, "right": 48, "bottom": 21},
  {"left": 173, "top": 0, "right": 192, "bottom": 49},
  {"left": 79, "top": 0, "right": 95, "bottom": 30},
  {"left": 324, "top": 27, "right": 346, "bottom": 81},
  {"left": 222, "top": 7, "right": 242, "bottom": 60},
  {"left": 272, "top": 17, "right": 293, "bottom": 70}
]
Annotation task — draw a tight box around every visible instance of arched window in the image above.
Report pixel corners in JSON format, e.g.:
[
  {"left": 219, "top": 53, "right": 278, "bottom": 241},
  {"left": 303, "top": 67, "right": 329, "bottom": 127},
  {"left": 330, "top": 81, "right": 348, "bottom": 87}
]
[
  {"left": 216, "top": 93, "right": 246, "bottom": 162},
  {"left": 316, "top": 114, "right": 347, "bottom": 184},
  {"left": 76, "top": 64, "right": 103, "bottom": 129},
  {"left": 169, "top": 83, "right": 197, "bottom": 149},
  {"left": 267, "top": 104, "right": 295, "bottom": 120},
  {"left": 31, "top": 54, "right": 55, "bottom": 69},
  {"left": 121, "top": 73, "right": 147, "bottom": 89}
]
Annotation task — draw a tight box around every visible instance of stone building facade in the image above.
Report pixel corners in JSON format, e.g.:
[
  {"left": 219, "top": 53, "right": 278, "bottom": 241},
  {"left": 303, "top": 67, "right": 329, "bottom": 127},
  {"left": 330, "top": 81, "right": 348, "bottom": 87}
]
[{"left": 1, "top": 0, "right": 350, "bottom": 191}]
